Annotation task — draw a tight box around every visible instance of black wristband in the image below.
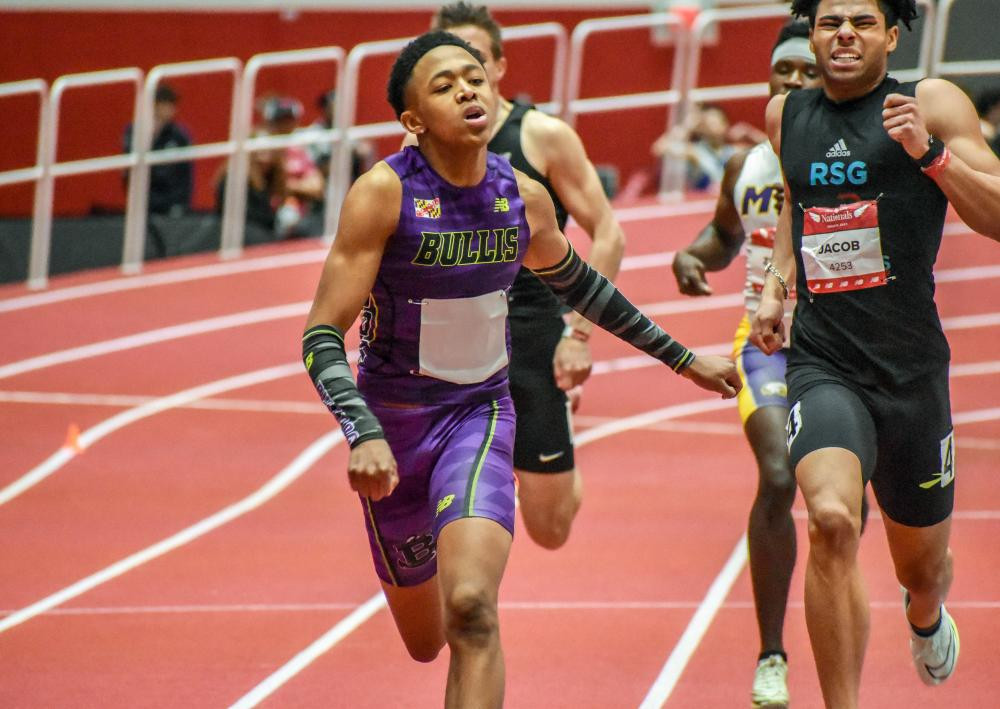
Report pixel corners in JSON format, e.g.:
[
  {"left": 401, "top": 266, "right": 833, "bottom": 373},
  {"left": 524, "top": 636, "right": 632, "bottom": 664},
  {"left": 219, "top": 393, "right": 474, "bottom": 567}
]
[
  {"left": 303, "top": 324, "right": 384, "bottom": 449},
  {"left": 916, "top": 135, "right": 944, "bottom": 169}
]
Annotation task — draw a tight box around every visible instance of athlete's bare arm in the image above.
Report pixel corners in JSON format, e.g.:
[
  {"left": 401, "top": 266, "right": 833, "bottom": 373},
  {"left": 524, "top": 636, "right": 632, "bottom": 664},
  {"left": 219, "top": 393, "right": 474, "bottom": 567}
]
[
  {"left": 306, "top": 162, "right": 399, "bottom": 330},
  {"left": 751, "top": 93, "right": 795, "bottom": 355},
  {"left": 305, "top": 161, "right": 401, "bottom": 500},
  {"left": 525, "top": 110, "right": 626, "bottom": 283},
  {"left": 519, "top": 171, "right": 741, "bottom": 398},
  {"left": 672, "top": 150, "right": 751, "bottom": 296},
  {"left": 524, "top": 110, "right": 627, "bottom": 389},
  {"left": 885, "top": 79, "right": 1000, "bottom": 240}
]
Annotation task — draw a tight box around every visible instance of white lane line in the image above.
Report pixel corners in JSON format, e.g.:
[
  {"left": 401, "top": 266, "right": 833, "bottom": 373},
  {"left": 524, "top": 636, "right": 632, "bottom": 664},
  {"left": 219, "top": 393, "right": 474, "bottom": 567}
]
[
  {"left": 953, "top": 407, "right": 1000, "bottom": 425},
  {"left": 638, "top": 535, "right": 749, "bottom": 709},
  {"left": 0, "top": 390, "right": 322, "bottom": 415},
  {"left": 0, "top": 363, "right": 302, "bottom": 508},
  {"left": 951, "top": 360, "right": 1000, "bottom": 377},
  {"left": 942, "top": 312, "right": 1000, "bottom": 330},
  {"left": 227, "top": 396, "right": 737, "bottom": 707},
  {"left": 16, "top": 595, "right": 1000, "bottom": 618},
  {"left": 0, "top": 249, "right": 327, "bottom": 314},
  {"left": 0, "top": 430, "right": 343, "bottom": 635},
  {"left": 792, "top": 509, "right": 1000, "bottom": 521},
  {"left": 228, "top": 592, "right": 387, "bottom": 709},
  {"left": 0, "top": 301, "right": 309, "bottom": 381}
]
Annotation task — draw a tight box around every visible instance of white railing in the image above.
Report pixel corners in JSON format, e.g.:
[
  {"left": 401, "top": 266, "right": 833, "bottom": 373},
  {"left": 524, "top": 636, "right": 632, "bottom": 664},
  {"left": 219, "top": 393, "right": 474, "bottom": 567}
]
[
  {"left": 122, "top": 58, "right": 243, "bottom": 273},
  {"left": 9, "top": 4, "right": 995, "bottom": 288},
  {"left": 931, "top": 0, "right": 1000, "bottom": 79},
  {"left": 564, "top": 12, "right": 689, "bottom": 198},
  {"left": 29, "top": 68, "right": 144, "bottom": 289},
  {"left": 0, "top": 80, "right": 48, "bottom": 190}
]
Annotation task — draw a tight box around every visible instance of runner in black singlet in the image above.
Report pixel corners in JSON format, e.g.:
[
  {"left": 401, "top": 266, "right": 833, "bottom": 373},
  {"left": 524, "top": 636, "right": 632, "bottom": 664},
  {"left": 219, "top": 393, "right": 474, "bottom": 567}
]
[
  {"left": 432, "top": 2, "right": 627, "bottom": 550},
  {"left": 751, "top": 2, "right": 1000, "bottom": 707}
]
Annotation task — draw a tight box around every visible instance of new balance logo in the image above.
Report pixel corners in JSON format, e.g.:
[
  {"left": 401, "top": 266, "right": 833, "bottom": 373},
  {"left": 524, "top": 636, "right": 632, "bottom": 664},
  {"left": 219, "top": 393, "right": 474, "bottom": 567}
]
[{"left": 826, "top": 138, "right": 851, "bottom": 158}]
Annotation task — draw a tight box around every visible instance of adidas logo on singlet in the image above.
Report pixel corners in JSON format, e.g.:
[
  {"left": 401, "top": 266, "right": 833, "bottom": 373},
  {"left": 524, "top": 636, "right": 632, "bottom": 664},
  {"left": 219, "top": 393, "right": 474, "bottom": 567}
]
[{"left": 826, "top": 138, "right": 851, "bottom": 158}]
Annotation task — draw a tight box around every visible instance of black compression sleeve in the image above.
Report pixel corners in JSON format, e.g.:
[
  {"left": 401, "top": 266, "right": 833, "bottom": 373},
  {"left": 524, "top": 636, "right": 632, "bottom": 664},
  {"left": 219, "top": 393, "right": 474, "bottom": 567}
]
[
  {"left": 532, "top": 246, "right": 695, "bottom": 372},
  {"left": 303, "top": 324, "right": 385, "bottom": 448}
]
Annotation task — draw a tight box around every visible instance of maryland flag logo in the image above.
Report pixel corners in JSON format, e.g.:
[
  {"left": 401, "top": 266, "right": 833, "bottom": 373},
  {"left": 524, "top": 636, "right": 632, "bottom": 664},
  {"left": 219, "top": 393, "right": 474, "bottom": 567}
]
[
  {"left": 414, "top": 197, "right": 441, "bottom": 219},
  {"left": 494, "top": 197, "right": 509, "bottom": 213}
]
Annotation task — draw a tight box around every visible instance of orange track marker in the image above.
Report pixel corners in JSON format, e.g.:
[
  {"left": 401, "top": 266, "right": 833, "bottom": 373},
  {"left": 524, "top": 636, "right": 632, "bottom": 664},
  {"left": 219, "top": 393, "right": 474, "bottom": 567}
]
[{"left": 65, "top": 423, "right": 85, "bottom": 453}]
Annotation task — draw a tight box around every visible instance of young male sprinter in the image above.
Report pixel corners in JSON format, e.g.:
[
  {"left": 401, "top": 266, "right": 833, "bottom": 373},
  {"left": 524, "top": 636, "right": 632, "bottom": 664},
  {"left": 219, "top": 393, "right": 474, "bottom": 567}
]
[
  {"left": 428, "top": 2, "right": 627, "bottom": 550},
  {"left": 303, "top": 32, "right": 740, "bottom": 708},
  {"left": 751, "top": 2, "right": 1000, "bottom": 707}
]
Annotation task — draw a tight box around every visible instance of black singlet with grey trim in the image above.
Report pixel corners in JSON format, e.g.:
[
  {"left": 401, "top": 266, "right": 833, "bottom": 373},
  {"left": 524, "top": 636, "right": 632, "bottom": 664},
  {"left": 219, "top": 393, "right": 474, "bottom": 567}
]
[
  {"left": 780, "top": 76, "right": 950, "bottom": 386},
  {"left": 489, "top": 100, "right": 565, "bottom": 318}
]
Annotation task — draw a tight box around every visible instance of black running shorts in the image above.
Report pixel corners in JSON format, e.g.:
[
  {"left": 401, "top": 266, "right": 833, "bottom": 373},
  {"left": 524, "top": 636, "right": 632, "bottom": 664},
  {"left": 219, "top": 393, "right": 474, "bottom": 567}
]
[
  {"left": 508, "top": 314, "right": 575, "bottom": 474},
  {"left": 785, "top": 364, "right": 954, "bottom": 527}
]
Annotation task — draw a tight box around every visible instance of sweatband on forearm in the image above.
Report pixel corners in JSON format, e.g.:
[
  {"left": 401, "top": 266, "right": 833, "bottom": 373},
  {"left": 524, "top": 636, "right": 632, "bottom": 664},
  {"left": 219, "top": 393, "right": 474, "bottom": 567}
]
[
  {"left": 532, "top": 246, "right": 695, "bottom": 372},
  {"left": 303, "top": 324, "right": 385, "bottom": 448}
]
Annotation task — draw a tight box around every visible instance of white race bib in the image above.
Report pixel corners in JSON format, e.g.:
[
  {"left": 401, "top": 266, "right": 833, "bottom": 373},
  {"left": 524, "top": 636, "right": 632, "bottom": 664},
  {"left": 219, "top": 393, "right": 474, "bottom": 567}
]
[
  {"left": 801, "top": 199, "right": 887, "bottom": 293},
  {"left": 417, "top": 290, "right": 509, "bottom": 384}
]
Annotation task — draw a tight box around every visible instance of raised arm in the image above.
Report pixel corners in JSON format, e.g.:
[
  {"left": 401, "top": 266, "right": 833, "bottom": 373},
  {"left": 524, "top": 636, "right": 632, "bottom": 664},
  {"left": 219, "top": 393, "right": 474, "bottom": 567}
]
[
  {"left": 672, "top": 150, "right": 750, "bottom": 296},
  {"left": 303, "top": 162, "right": 401, "bottom": 500},
  {"left": 520, "top": 172, "right": 740, "bottom": 399},
  {"left": 751, "top": 93, "right": 795, "bottom": 355},
  {"left": 884, "top": 79, "right": 1000, "bottom": 240}
]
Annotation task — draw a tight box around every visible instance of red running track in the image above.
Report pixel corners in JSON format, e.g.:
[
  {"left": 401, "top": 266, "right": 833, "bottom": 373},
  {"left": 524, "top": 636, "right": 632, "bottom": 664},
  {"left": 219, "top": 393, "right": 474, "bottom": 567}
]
[{"left": 0, "top": 198, "right": 998, "bottom": 708}]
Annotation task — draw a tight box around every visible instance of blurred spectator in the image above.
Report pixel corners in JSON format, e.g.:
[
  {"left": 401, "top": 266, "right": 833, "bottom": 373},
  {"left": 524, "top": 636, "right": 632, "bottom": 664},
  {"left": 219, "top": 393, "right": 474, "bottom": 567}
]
[
  {"left": 652, "top": 103, "right": 740, "bottom": 191},
  {"left": 261, "top": 96, "right": 325, "bottom": 237},
  {"left": 975, "top": 86, "right": 1000, "bottom": 157},
  {"left": 123, "top": 83, "right": 193, "bottom": 216},
  {"left": 300, "top": 89, "right": 375, "bottom": 183},
  {"left": 213, "top": 132, "right": 286, "bottom": 237}
]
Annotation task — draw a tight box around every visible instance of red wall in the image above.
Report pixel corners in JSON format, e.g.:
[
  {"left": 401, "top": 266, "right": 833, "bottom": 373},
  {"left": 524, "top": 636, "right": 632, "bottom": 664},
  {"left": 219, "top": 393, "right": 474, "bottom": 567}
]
[{"left": 0, "top": 8, "right": 785, "bottom": 216}]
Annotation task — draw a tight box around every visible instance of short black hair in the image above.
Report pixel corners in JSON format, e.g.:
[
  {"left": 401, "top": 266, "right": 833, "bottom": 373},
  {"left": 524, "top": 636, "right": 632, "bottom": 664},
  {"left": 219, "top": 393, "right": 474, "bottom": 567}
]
[
  {"left": 772, "top": 18, "right": 811, "bottom": 54},
  {"left": 789, "top": 0, "right": 919, "bottom": 31},
  {"left": 155, "top": 84, "right": 178, "bottom": 104},
  {"left": 975, "top": 87, "right": 1000, "bottom": 118},
  {"left": 434, "top": 2, "right": 504, "bottom": 59},
  {"left": 387, "top": 30, "right": 485, "bottom": 118}
]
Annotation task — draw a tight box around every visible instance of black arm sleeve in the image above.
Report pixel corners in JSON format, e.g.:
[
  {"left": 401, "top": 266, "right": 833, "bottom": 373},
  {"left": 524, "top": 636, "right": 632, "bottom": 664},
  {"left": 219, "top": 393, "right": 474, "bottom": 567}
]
[
  {"left": 532, "top": 246, "right": 695, "bottom": 372},
  {"left": 303, "top": 324, "right": 385, "bottom": 448}
]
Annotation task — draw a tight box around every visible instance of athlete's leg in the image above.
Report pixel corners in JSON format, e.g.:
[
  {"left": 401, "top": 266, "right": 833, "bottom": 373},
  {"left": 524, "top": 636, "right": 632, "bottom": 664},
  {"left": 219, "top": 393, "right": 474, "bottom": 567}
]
[
  {"left": 430, "top": 396, "right": 517, "bottom": 706},
  {"left": 359, "top": 401, "right": 455, "bottom": 663},
  {"left": 883, "top": 516, "right": 953, "bottom": 628},
  {"left": 509, "top": 315, "right": 580, "bottom": 549},
  {"left": 745, "top": 404, "right": 796, "bottom": 657},
  {"left": 381, "top": 577, "right": 445, "bottom": 662},
  {"left": 785, "top": 370, "right": 876, "bottom": 709},
  {"left": 796, "top": 447, "right": 869, "bottom": 709},
  {"left": 867, "top": 368, "right": 957, "bottom": 684},
  {"left": 437, "top": 517, "right": 512, "bottom": 708},
  {"left": 516, "top": 467, "right": 581, "bottom": 549}
]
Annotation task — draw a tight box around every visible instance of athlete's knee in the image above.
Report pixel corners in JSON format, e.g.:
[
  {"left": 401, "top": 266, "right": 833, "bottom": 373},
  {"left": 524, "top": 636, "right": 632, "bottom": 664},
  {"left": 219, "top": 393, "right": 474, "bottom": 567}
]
[
  {"left": 896, "top": 547, "right": 953, "bottom": 596},
  {"left": 402, "top": 635, "right": 445, "bottom": 663},
  {"left": 443, "top": 583, "right": 499, "bottom": 648},
  {"left": 523, "top": 513, "right": 573, "bottom": 550},
  {"left": 807, "top": 501, "right": 861, "bottom": 554},
  {"left": 756, "top": 457, "right": 796, "bottom": 513},
  {"left": 518, "top": 472, "right": 581, "bottom": 550}
]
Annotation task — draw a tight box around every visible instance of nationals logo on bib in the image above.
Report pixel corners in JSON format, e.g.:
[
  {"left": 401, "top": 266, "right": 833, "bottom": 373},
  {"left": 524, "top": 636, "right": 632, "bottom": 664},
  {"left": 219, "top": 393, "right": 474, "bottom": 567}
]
[{"left": 800, "top": 199, "right": 887, "bottom": 293}]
